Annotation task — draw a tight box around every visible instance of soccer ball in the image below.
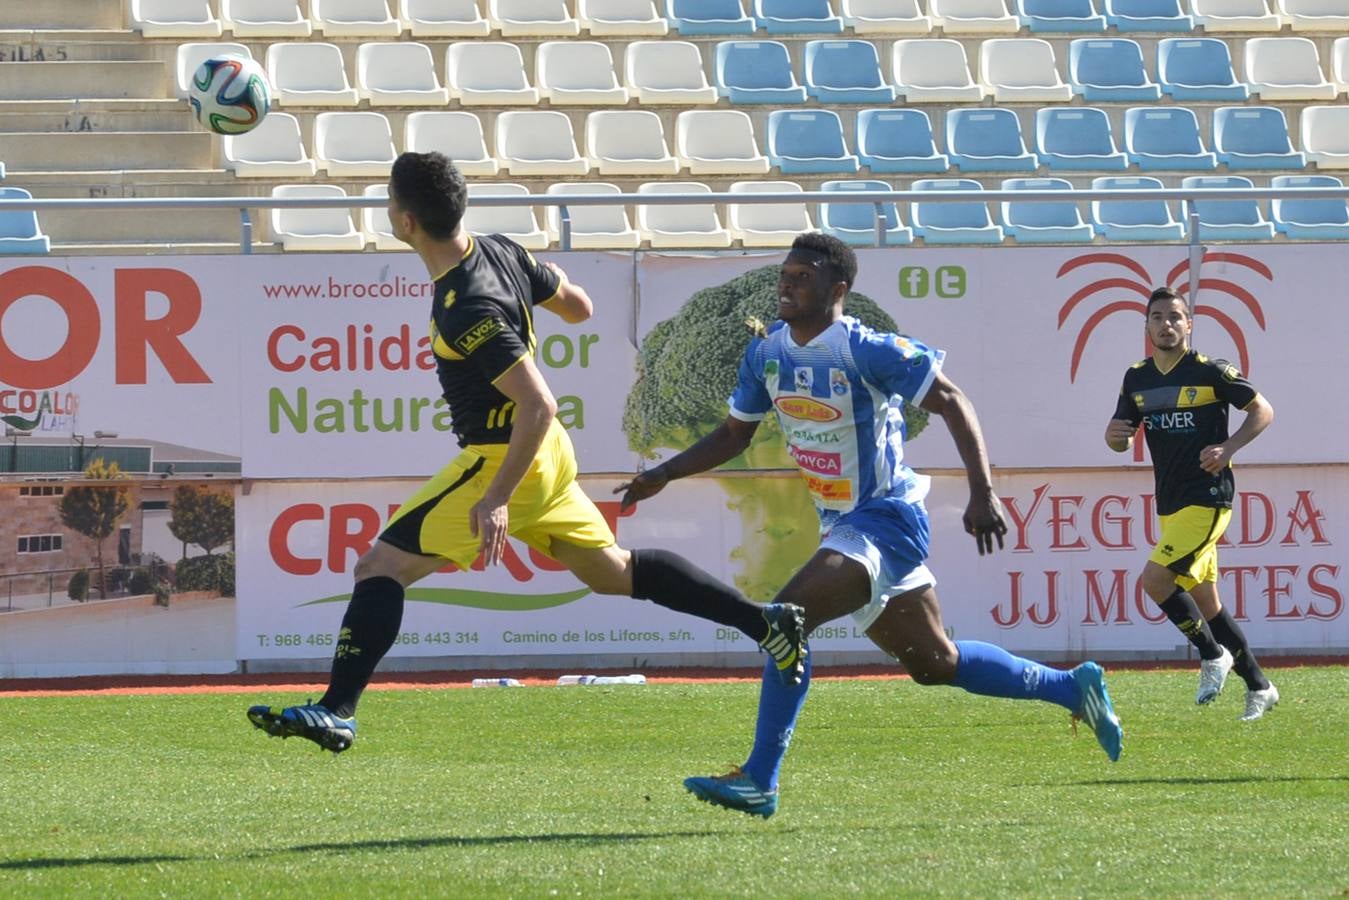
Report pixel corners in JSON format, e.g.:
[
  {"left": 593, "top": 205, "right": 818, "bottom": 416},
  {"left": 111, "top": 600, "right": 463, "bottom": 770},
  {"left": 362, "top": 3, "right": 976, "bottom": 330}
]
[{"left": 189, "top": 55, "right": 271, "bottom": 136}]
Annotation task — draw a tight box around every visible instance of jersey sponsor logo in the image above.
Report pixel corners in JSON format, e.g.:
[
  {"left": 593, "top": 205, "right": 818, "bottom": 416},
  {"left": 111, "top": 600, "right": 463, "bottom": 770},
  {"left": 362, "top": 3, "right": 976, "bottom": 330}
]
[
  {"left": 454, "top": 317, "right": 504, "bottom": 355},
  {"left": 1220, "top": 364, "right": 1240, "bottom": 382},
  {"left": 829, "top": 368, "right": 848, "bottom": 396},
  {"left": 785, "top": 426, "right": 840, "bottom": 444},
  {"left": 774, "top": 395, "right": 842, "bottom": 422},
  {"left": 794, "top": 367, "right": 813, "bottom": 392},
  {"left": 802, "top": 474, "right": 852, "bottom": 503},
  {"left": 788, "top": 445, "right": 842, "bottom": 475},
  {"left": 1144, "top": 410, "right": 1196, "bottom": 432},
  {"left": 443, "top": 288, "right": 457, "bottom": 309}
]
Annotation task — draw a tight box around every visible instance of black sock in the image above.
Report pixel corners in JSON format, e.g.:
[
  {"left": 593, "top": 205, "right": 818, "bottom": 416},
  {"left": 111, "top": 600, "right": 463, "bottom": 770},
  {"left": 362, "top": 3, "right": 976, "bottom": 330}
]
[
  {"left": 1158, "top": 589, "right": 1224, "bottom": 660},
  {"left": 631, "top": 548, "right": 768, "bottom": 643},
  {"left": 318, "top": 576, "right": 405, "bottom": 718},
  {"left": 1206, "top": 608, "right": 1270, "bottom": 691}
]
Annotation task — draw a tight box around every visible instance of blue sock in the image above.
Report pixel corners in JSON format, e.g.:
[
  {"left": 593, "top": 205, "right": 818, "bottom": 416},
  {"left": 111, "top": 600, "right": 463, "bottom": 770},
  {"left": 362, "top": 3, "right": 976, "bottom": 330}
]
[
  {"left": 951, "top": 640, "right": 1078, "bottom": 712},
  {"left": 742, "top": 652, "right": 812, "bottom": 792}
]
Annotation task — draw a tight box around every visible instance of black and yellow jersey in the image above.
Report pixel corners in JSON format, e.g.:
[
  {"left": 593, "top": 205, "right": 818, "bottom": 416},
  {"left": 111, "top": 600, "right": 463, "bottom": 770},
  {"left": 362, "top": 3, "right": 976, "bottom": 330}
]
[
  {"left": 1113, "top": 349, "right": 1258, "bottom": 516},
  {"left": 429, "top": 234, "right": 561, "bottom": 446}
]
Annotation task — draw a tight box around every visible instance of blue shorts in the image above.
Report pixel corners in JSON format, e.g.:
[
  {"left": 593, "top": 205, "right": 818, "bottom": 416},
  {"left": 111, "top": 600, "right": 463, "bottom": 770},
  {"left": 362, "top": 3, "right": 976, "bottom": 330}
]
[{"left": 819, "top": 495, "right": 936, "bottom": 632}]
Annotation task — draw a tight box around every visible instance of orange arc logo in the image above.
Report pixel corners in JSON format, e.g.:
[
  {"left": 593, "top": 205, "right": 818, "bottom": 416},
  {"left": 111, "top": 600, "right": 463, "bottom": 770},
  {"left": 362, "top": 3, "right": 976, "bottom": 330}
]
[{"left": 774, "top": 396, "right": 842, "bottom": 422}]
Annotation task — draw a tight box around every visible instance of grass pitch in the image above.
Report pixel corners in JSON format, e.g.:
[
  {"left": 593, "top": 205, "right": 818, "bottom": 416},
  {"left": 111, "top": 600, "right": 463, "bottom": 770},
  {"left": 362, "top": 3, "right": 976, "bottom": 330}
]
[{"left": 2, "top": 668, "right": 1346, "bottom": 898}]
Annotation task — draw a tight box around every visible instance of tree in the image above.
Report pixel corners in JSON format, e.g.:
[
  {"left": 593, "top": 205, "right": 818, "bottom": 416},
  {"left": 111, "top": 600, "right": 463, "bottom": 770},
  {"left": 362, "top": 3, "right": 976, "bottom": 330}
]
[
  {"left": 168, "top": 484, "right": 235, "bottom": 558},
  {"left": 58, "top": 458, "right": 130, "bottom": 600}
]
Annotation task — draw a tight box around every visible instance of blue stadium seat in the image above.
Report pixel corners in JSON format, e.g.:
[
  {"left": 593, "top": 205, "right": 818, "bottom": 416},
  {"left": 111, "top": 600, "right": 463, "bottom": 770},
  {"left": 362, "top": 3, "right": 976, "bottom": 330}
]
[
  {"left": 667, "top": 0, "right": 755, "bottom": 34},
  {"left": 1090, "top": 175, "right": 1184, "bottom": 241},
  {"left": 1181, "top": 175, "right": 1275, "bottom": 241},
  {"left": 819, "top": 179, "right": 913, "bottom": 246},
  {"left": 767, "top": 109, "right": 860, "bottom": 173},
  {"left": 1035, "top": 107, "right": 1127, "bottom": 171},
  {"left": 1104, "top": 0, "right": 1193, "bottom": 30},
  {"left": 804, "top": 40, "right": 895, "bottom": 103},
  {"left": 855, "top": 108, "right": 949, "bottom": 173},
  {"left": 1213, "top": 106, "right": 1305, "bottom": 170},
  {"left": 1017, "top": 0, "right": 1106, "bottom": 31},
  {"left": 0, "top": 187, "right": 51, "bottom": 254},
  {"left": 910, "top": 178, "right": 1004, "bottom": 244},
  {"left": 1000, "top": 177, "right": 1095, "bottom": 243},
  {"left": 946, "top": 108, "right": 1037, "bottom": 173},
  {"left": 1271, "top": 174, "right": 1349, "bottom": 240},
  {"left": 1069, "top": 39, "right": 1160, "bottom": 101},
  {"left": 1124, "top": 107, "right": 1217, "bottom": 171},
  {"left": 1158, "top": 38, "right": 1250, "bottom": 101},
  {"left": 715, "top": 41, "right": 807, "bottom": 103},
  {"left": 754, "top": 0, "right": 844, "bottom": 31}
]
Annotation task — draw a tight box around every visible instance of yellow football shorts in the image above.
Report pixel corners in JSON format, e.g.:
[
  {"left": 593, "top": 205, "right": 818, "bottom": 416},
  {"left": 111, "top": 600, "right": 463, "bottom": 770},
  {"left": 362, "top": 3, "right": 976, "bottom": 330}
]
[
  {"left": 380, "top": 419, "right": 615, "bottom": 568},
  {"left": 1149, "top": 505, "right": 1232, "bottom": 590}
]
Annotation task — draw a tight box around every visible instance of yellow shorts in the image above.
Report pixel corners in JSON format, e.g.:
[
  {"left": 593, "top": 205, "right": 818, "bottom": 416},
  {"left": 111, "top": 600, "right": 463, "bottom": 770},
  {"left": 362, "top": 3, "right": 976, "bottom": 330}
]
[
  {"left": 1149, "top": 505, "right": 1232, "bottom": 591},
  {"left": 380, "top": 419, "right": 615, "bottom": 568}
]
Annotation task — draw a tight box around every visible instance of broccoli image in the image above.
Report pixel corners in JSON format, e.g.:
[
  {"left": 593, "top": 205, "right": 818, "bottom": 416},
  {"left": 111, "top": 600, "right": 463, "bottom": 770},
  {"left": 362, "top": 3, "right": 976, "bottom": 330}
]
[{"left": 623, "top": 264, "right": 930, "bottom": 599}]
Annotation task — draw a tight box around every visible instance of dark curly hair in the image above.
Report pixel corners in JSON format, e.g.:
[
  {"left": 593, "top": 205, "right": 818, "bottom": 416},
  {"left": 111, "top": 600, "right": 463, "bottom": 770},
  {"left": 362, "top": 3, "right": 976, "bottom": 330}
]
[
  {"left": 790, "top": 231, "right": 858, "bottom": 289},
  {"left": 389, "top": 151, "right": 468, "bottom": 240}
]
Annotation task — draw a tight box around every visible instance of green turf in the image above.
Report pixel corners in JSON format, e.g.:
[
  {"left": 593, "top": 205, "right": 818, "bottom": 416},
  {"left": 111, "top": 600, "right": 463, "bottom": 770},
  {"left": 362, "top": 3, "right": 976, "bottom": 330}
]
[{"left": 2, "top": 668, "right": 1346, "bottom": 898}]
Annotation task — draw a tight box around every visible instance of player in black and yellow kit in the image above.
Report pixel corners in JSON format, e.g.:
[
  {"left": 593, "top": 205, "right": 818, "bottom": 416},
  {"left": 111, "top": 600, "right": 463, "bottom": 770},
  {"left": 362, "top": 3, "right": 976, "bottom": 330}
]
[
  {"left": 1106, "top": 287, "right": 1278, "bottom": 720},
  {"left": 249, "top": 152, "right": 806, "bottom": 752}
]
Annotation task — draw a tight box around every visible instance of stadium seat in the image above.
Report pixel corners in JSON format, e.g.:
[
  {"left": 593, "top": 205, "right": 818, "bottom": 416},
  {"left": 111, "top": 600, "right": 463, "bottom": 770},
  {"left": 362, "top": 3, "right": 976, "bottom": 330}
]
[
  {"left": 728, "top": 181, "right": 813, "bottom": 247},
  {"left": 818, "top": 179, "right": 913, "bottom": 246},
  {"left": 856, "top": 108, "right": 949, "bottom": 173},
  {"left": 892, "top": 39, "right": 985, "bottom": 102},
  {"left": 1125, "top": 107, "right": 1217, "bottom": 170},
  {"left": 132, "top": 0, "right": 222, "bottom": 37},
  {"left": 753, "top": 0, "right": 844, "bottom": 31},
  {"left": 1104, "top": 0, "right": 1193, "bottom": 30},
  {"left": 175, "top": 42, "right": 252, "bottom": 97},
  {"left": 667, "top": 0, "right": 756, "bottom": 33},
  {"left": 405, "top": 111, "right": 499, "bottom": 175},
  {"left": 767, "top": 109, "right": 859, "bottom": 174},
  {"left": 585, "top": 110, "right": 680, "bottom": 175},
  {"left": 1035, "top": 107, "right": 1127, "bottom": 171},
  {"left": 999, "top": 177, "right": 1094, "bottom": 243},
  {"left": 804, "top": 40, "right": 895, "bottom": 103},
  {"left": 311, "top": 0, "right": 402, "bottom": 34},
  {"left": 536, "top": 41, "right": 628, "bottom": 105},
  {"left": 545, "top": 182, "right": 641, "bottom": 249},
  {"left": 266, "top": 43, "right": 359, "bottom": 106},
  {"left": 1069, "top": 38, "right": 1160, "bottom": 101},
  {"left": 625, "top": 41, "right": 718, "bottom": 104},
  {"left": 0, "top": 187, "right": 51, "bottom": 254},
  {"left": 1212, "top": 106, "right": 1304, "bottom": 169},
  {"left": 1016, "top": 0, "right": 1106, "bottom": 30},
  {"left": 930, "top": 0, "right": 1019, "bottom": 32},
  {"left": 1190, "top": 0, "right": 1281, "bottom": 30},
  {"left": 980, "top": 38, "right": 1072, "bottom": 102},
  {"left": 840, "top": 0, "right": 931, "bottom": 32},
  {"left": 676, "top": 110, "right": 770, "bottom": 174},
  {"left": 578, "top": 0, "right": 669, "bottom": 33},
  {"left": 1181, "top": 175, "right": 1275, "bottom": 240},
  {"left": 1335, "top": 37, "right": 1349, "bottom": 94},
  {"left": 1244, "top": 37, "right": 1336, "bottom": 100},
  {"left": 221, "top": 0, "right": 312, "bottom": 36},
  {"left": 1090, "top": 175, "right": 1184, "bottom": 241},
  {"left": 222, "top": 112, "right": 317, "bottom": 177},
  {"left": 1270, "top": 174, "right": 1349, "bottom": 239},
  {"left": 946, "top": 108, "right": 1037, "bottom": 173},
  {"left": 637, "top": 181, "right": 732, "bottom": 248},
  {"left": 715, "top": 41, "right": 807, "bottom": 104},
  {"left": 1278, "top": 0, "right": 1349, "bottom": 31},
  {"left": 462, "top": 183, "right": 548, "bottom": 249},
  {"left": 495, "top": 111, "right": 591, "bottom": 175},
  {"left": 446, "top": 42, "right": 540, "bottom": 105},
  {"left": 1300, "top": 105, "right": 1349, "bottom": 168},
  {"left": 356, "top": 42, "right": 449, "bottom": 105},
  {"left": 398, "top": 0, "right": 491, "bottom": 34},
  {"left": 489, "top": 0, "right": 581, "bottom": 33},
  {"left": 361, "top": 183, "right": 403, "bottom": 250},
  {"left": 313, "top": 111, "right": 397, "bottom": 176},
  {"left": 1158, "top": 38, "right": 1249, "bottom": 101},
  {"left": 270, "top": 184, "right": 365, "bottom": 251},
  {"left": 910, "top": 178, "right": 1003, "bottom": 244}
]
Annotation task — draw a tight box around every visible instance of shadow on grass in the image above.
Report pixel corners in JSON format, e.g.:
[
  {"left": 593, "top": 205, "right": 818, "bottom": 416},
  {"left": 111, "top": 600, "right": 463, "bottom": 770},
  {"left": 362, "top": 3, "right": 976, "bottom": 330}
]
[
  {"left": 0, "top": 854, "right": 192, "bottom": 870},
  {"left": 1053, "top": 774, "right": 1349, "bottom": 787}
]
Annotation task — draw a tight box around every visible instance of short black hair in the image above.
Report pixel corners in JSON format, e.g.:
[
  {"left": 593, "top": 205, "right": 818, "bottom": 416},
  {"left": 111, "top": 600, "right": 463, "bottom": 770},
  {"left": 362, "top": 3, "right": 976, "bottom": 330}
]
[
  {"left": 389, "top": 151, "right": 468, "bottom": 240},
  {"left": 790, "top": 231, "right": 857, "bottom": 290},
  {"left": 1146, "top": 286, "right": 1190, "bottom": 315}
]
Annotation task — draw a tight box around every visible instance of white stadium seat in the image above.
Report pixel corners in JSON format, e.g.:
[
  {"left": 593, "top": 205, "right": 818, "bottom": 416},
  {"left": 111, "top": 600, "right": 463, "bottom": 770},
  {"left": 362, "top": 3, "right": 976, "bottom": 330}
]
[
  {"left": 1301, "top": 105, "right": 1349, "bottom": 167},
  {"left": 362, "top": 184, "right": 405, "bottom": 251},
  {"left": 728, "top": 181, "right": 813, "bottom": 247},
  {"left": 132, "top": 0, "right": 223, "bottom": 37},
  {"left": 1333, "top": 36, "right": 1349, "bottom": 94},
  {"left": 221, "top": 0, "right": 312, "bottom": 36},
  {"left": 223, "top": 112, "right": 318, "bottom": 177},
  {"left": 840, "top": 0, "right": 932, "bottom": 33},
  {"left": 675, "top": 110, "right": 771, "bottom": 175},
  {"left": 488, "top": 0, "right": 581, "bottom": 34},
  {"left": 586, "top": 110, "right": 680, "bottom": 175},
  {"left": 495, "top": 111, "right": 591, "bottom": 175},
  {"left": 536, "top": 41, "right": 629, "bottom": 105},
  {"left": 462, "top": 183, "right": 549, "bottom": 248},
  {"left": 892, "top": 39, "right": 986, "bottom": 102},
  {"left": 545, "top": 182, "right": 641, "bottom": 248},
  {"left": 930, "top": 0, "right": 1019, "bottom": 32},
  {"left": 357, "top": 42, "right": 449, "bottom": 105},
  {"left": 271, "top": 184, "right": 365, "bottom": 251},
  {"left": 311, "top": 0, "right": 403, "bottom": 35},
  {"left": 624, "top": 41, "right": 718, "bottom": 105},
  {"left": 313, "top": 111, "right": 398, "bottom": 176},
  {"left": 578, "top": 0, "right": 669, "bottom": 33},
  {"left": 1279, "top": 0, "right": 1349, "bottom": 31},
  {"left": 398, "top": 0, "right": 491, "bottom": 34},
  {"left": 404, "top": 111, "right": 500, "bottom": 175},
  {"left": 267, "top": 42, "right": 360, "bottom": 106},
  {"left": 637, "top": 181, "right": 732, "bottom": 248},
  {"left": 1190, "top": 0, "right": 1281, "bottom": 31},
  {"left": 980, "top": 38, "right": 1072, "bottom": 102},
  {"left": 1244, "top": 37, "right": 1336, "bottom": 100},
  {"left": 446, "top": 42, "right": 540, "bottom": 105},
  {"left": 175, "top": 42, "right": 253, "bottom": 97}
]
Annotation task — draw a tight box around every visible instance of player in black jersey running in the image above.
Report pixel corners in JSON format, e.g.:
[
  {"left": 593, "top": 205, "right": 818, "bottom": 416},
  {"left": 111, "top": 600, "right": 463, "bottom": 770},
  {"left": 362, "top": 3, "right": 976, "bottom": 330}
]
[
  {"left": 248, "top": 152, "right": 805, "bottom": 752},
  {"left": 1105, "top": 287, "right": 1278, "bottom": 720}
]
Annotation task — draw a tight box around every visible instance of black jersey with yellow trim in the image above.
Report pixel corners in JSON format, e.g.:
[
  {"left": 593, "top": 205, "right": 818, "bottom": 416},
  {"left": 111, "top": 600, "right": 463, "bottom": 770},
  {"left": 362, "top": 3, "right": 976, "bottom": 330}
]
[
  {"left": 1113, "top": 349, "right": 1258, "bottom": 516},
  {"left": 428, "top": 234, "right": 561, "bottom": 446}
]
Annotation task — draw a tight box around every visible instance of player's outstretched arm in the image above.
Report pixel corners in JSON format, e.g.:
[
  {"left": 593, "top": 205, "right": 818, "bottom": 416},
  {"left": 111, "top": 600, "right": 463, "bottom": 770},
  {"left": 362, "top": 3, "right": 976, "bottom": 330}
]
[
  {"left": 537, "top": 261, "right": 593, "bottom": 324},
  {"left": 616, "top": 416, "right": 758, "bottom": 511},
  {"left": 919, "top": 371, "right": 1008, "bottom": 556}
]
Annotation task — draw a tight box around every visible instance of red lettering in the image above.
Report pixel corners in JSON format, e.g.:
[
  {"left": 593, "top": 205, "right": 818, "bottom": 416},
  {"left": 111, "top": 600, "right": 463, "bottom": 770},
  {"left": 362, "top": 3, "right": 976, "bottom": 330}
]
[
  {"left": 328, "top": 503, "right": 381, "bottom": 573},
  {"left": 1141, "top": 494, "right": 1159, "bottom": 546},
  {"left": 1133, "top": 580, "right": 1167, "bottom": 623},
  {"left": 1091, "top": 495, "right": 1133, "bottom": 549},
  {"left": 1238, "top": 492, "right": 1275, "bottom": 546},
  {"left": 114, "top": 268, "right": 210, "bottom": 384},
  {"left": 1264, "top": 564, "right": 1301, "bottom": 618},
  {"left": 1220, "top": 565, "right": 1260, "bottom": 620},
  {"left": 1307, "top": 564, "right": 1342, "bottom": 621},
  {"left": 1281, "top": 490, "right": 1330, "bottom": 546},
  {"left": 1002, "top": 483, "right": 1049, "bottom": 552},
  {"left": 0, "top": 266, "right": 100, "bottom": 388},
  {"left": 1048, "top": 496, "right": 1088, "bottom": 550},
  {"left": 1082, "top": 569, "right": 1131, "bottom": 624},
  {"left": 269, "top": 503, "right": 324, "bottom": 576},
  {"left": 267, "top": 324, "right": 305, "bottom": 372}
]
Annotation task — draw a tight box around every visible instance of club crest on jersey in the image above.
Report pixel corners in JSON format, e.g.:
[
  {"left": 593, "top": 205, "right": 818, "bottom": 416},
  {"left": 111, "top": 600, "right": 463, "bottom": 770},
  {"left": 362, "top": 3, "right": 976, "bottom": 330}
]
[
  {"left": 454, "top": 317, "right": 504, "bottom": 354},
  {"left": 774, "top": 396, "right": 842, "bottom": 422},
  {"left": 794, "top": 368, "right": 813, "bottom": 392},
  {"left": 829, "top": 368, "right": 848, "bottom": 396}
]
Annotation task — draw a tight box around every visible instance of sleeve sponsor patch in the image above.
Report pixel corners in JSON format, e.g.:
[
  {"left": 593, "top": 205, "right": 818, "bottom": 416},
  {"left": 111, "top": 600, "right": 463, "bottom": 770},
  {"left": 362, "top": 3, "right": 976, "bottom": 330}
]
[
  {"left": 453, "top": 316, "right": 505, "bottom": 355},
  {"left": 1220, "top": 364, "right": 1241, "bottom": 382}
]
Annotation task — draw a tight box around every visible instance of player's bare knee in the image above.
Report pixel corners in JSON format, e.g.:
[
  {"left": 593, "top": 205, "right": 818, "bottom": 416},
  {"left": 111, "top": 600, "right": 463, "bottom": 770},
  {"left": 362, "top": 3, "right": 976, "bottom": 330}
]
[{"left": 901, "top": 645, "right": 958, "bottom": 685}]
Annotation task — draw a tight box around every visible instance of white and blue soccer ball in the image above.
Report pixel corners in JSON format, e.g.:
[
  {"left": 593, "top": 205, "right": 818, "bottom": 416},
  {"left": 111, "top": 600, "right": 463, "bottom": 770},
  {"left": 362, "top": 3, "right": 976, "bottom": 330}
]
[{"left": 189, "top": 55, "right": 271, "bottom": 136}]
